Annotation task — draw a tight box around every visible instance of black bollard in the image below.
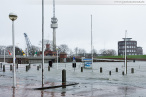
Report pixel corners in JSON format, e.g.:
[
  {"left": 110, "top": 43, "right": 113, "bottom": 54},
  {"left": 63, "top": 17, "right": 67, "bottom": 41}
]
[
  {"left": 72, "top": 63, "right": 76, "bottom": 68},
  {"left": 62, "top": 69, "right": 66, "bottom": 83},
  {"left": 122, "top": 71, "right": 124, "bottom": 75},
  {"left": 133, "top": 59, "right": 135, "bottom": 62},
  {"left": 116, "top": 68, "right": 118, "bottom": 72},
  {"left": 26, "top": 65, "right": 29, "bottom": 71},
  {"left": 16, "top": 64, "right": 18, "bottom": 69},
  {"left": 37, "top": 66, "right": 39, "bottom": 70},
  {"left": 62, "top": 69, "right": 66, "bottom": 88},
  {"left": 10, "top": 65, "right": 12, "bottom": 71},
  {"left": 100, "top": 67, "right": 102, "bottom": 73},
  {"left": 131, "top": 68, "right": 134, "bottom": 73},
  {"left": 0, "top": 63, "right": 2, "bottom": 68},
  {"left": 81, "top": 67, "right": 83, "bottom": 72},
  {"left": 109, "top": 71, "right": 111, "bottom": 75},
  {"left": 48, "top": 66, "right": 50, "bottom": 71},
  {"left": 49, "top": 61, "right": 52, "bottom": 67},
  {"left": 3, "top": 65, "right": 5, "bottom": 72}
]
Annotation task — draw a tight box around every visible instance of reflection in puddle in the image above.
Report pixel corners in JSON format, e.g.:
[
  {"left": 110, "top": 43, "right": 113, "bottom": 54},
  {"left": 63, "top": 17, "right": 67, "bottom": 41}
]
[
  {"left": 12, "top": 88, "right": 15, "bottom": 97},
  {"left": 118, "top": 86, "right": 136, "bottom": 96}
]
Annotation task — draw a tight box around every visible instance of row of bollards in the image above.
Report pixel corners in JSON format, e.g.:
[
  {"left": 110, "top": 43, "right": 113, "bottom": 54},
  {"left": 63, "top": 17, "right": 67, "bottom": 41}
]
[
  {"left": 36, "top": 64, "right": 51, "bottom": 71},
  {"left": 1, "top": 63, "right": 135, "bottom": 75},
  {"left": 2, "top": 64, "right": 18, "bottom": 72},
  {"left": 78, "top": 67, "right": 134, "bottom": 75},
  {"left": 37, "top": 65, "right": 51, "bottom": 71}
]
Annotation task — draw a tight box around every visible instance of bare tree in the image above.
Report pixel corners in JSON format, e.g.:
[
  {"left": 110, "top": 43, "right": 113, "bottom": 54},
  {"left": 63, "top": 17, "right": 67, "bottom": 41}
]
[
  {"left": 92, "top": 48, "right": 97, "bottom": 57},
  {"left": 74, "top": 47, "right": 79, "bottom": 56},
  {"left": 0, "top": 46, "right": 6, "bottom": 55},
  {"left": 78, "top": 48, "right": 86, "bottom": 56},
  {"left": 74, "top": 47, "right": 86, "bottom": 57},
  {"left": 39, "top": 39, "right": 53, "bottom": 50},
  {"left": 100, "top": 49, "right": 116, "bottom": 56},
  {"left": 69, "top": 49, "right": 74, "bottom": 57},
  {"left": 58, "top": 44, "right": 69, "bottom": 53}
]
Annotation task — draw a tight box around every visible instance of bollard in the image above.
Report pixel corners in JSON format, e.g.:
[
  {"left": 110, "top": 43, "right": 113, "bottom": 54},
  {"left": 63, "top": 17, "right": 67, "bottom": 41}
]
[
  {"left": 133, "top": 59, "right": 135, "bottom": 62},
  {"left": 62, "top": 69, "right": 66, "bottom": 88},
  {"left": 0, "top": 63, "right": 2, "bottom": 68},
  {"left": 100, "top": 67, "right": 102, "bottom": 73},
  {"left": 16, "top": 64, "right": 18, "bottom": 69},
  {"left": 39, "top": 65, "right": 41, "bottom": 68},
  {"left": 109, "top": 71, "right": 111, "bottom": 75},
  {"left": 10, "top": 65, "right": 12, "bottom": 71},
  {"left": 81, "top": 67, "right": 83, "bottom": 72},
  {"left": 49, "top": 61, "right": 52, "bottom": 67},
  {"left": 131, "top": 68, "right": 134, "bottom": 73},
  {"left": 3, "top": 65, "right": 5, "bottom": 72},
  {"left": 48, "top": 66, "right": 50, "bottom": 71},
  {"left": 122, "top": 71, "right": 124, "bottom": 75},
  {"left": 62, "top": 69, "right": 66, "bottom": 83},
  {"left": 72, "top": 63, "right": 76, "bottom": 68},
  {"left": 116, "top": 68, "right": 118, "bottom": 72},
  {"left": 26, "top": 65, "right": 29, "bottom": 71},
  {"left": 37, "top": 66, "right": 39, "bottom": 70}
]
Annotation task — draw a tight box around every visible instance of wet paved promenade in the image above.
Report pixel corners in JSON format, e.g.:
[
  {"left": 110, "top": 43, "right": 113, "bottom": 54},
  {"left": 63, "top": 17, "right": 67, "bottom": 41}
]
[{"left": 0, "top": 61, "right": 146, "bottom": 97}]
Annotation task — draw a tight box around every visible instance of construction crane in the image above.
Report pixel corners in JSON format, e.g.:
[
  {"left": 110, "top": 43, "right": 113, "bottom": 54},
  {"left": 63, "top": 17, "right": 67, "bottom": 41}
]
[
  {"left": 51, "top": 0, "right": 58, "bottom": 51},
  {"left": 24, "top": 33, "right": 32, "bottom": 56},
  {"left": 24, "top": 33, "right": 40, "bottom": 56}
]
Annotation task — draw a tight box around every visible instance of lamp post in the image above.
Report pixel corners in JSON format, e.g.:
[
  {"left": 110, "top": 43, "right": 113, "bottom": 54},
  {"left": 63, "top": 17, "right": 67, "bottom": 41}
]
[
  {"left": 42, "top": 0, "right": 44, "bottom": 88},
  {"left": 9, "top": 13, "right": 17, "bottom": 88}
]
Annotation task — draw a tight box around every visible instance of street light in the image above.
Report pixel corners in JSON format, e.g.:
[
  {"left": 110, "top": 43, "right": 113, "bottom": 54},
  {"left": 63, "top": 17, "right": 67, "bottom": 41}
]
[{"left": 9, "top": 12, "right": 17, "bottom": 88}]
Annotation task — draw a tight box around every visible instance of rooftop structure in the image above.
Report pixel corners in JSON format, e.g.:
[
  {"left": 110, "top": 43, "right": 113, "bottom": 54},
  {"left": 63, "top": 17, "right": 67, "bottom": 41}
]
[{"left": 118, "top": 38, "right": 143, "bottom": 56}]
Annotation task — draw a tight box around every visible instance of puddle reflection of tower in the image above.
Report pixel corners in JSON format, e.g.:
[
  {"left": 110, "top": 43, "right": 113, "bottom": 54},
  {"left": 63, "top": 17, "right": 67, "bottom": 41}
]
[{"left": 51, "top": 0, "right": 58, "bottom": 51}]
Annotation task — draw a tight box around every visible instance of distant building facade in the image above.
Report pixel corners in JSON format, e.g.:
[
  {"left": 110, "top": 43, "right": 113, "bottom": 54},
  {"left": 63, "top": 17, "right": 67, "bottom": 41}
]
[{"left": 118, "top": 38, "right": 143, "bottom": 55}]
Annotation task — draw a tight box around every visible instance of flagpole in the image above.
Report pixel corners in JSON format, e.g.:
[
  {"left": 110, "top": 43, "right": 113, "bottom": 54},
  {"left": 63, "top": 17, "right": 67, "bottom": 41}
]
[
  {"left": 91, "top": 15, "right": 93, "bottom": 71},
  {"left": 124, "top": 30, "right": 127, "bottom": 75}
]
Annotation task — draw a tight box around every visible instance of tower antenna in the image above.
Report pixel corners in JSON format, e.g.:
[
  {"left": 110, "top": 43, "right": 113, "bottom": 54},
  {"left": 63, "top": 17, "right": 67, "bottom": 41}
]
[{"left": 51, "top": 0, "right": 58, "bottom": 51}]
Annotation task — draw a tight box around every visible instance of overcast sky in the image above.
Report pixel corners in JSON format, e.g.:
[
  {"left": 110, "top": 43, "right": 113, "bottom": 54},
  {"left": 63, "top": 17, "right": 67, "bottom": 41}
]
[{"left": 0, "top": 0, "right": 146, "bottom": 54}]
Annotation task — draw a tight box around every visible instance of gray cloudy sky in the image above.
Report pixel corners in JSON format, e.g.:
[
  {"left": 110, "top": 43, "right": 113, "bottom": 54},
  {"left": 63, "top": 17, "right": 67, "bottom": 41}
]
[{"left": 0, "top": 0, "right": 146, "bottom": 54}]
